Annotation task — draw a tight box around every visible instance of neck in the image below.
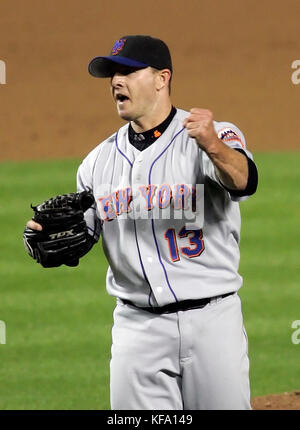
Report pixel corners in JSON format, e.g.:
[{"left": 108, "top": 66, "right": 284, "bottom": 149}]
[{"left": 130, "top": 100, "right": 172, "bottom": 133}]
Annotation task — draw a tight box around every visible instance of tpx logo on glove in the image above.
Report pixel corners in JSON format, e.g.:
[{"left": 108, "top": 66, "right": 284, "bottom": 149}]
[{"left": 49, "top": 229, "right": 74, "bottom": 240}]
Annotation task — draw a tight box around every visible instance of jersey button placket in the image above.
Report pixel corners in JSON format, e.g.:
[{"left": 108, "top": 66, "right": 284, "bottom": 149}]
[
  {"left": 132, "top": 157, "right": 143, "bottom": 183},
  {"left": 130, "top": 158, "right": 175, "bottom": 306},
  {"left": 131, "top": 157, "right": 144, "bottom": 211}
]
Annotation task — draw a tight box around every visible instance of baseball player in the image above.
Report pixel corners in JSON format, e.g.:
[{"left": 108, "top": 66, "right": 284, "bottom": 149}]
[{"left": 28, "top": 35, "right": 258, "bottom": 410}]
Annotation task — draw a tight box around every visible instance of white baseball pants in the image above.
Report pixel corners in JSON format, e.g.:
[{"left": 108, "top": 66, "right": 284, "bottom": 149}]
[{"left": 110, "top": 292, "right": 251, "bottom": 410}]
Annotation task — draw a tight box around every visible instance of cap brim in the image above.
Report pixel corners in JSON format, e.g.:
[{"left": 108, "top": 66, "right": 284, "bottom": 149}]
[{"left": 88, "top": 56, "right": 149, "bottom": 78}]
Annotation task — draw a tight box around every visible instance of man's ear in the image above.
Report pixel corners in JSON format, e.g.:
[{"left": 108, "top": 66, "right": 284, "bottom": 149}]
[{"left": 156, "top": 69, "right": 171, "bottom": 91}]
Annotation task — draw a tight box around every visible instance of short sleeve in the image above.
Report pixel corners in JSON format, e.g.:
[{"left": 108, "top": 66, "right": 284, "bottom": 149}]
[
  {"left": 77, "top": 160, "right": 102, "bottom": 242},
  {"left": 201, "top": 121, "right": 257, "bottom": 202}
]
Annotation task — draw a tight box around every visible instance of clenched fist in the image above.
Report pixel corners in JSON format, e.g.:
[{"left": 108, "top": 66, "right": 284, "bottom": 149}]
[{"left": 183, "top": 108, "right": 219, "bottom": 153}]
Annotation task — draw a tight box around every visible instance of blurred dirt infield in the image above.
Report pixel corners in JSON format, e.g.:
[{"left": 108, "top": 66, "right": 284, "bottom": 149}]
[
  {"left": 252, "top": 391, "right": 300, "bottom": 410},
  {"left": 0, "top": 0, "right": 299, "bottom": 161}
]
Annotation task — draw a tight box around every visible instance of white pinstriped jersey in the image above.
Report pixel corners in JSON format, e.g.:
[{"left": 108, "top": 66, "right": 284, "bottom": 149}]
[{"left": 77, "top": 108, "right": 255, "bottom": 307}]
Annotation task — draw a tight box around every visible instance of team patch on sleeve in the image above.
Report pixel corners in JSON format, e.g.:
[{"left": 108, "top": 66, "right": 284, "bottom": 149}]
[{"left": 217, "top": 127, "right": 244, "bottom": 147}]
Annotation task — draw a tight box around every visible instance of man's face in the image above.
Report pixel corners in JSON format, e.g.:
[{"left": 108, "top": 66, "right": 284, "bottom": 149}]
[{"left": 110, "top": 66, "right": 159, "bottom": 122}]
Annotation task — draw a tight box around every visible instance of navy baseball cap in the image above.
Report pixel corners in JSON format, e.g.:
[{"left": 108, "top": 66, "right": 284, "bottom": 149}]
[{"left": 88, "top": 35, "right": 172, "bottom": 78}]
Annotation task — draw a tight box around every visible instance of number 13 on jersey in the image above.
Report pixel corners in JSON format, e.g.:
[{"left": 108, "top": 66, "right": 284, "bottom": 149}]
[{"left": 164, "top": 227, "right": 205, "bottom": 262}]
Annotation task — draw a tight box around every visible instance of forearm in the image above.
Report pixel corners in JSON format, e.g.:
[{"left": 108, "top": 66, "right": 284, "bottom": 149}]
[
  {"left": 205, "top": 136, "right": 248, "bottom": 191},
  {"left": 183, "top": 108, "right": 250, "bottom": 191}
]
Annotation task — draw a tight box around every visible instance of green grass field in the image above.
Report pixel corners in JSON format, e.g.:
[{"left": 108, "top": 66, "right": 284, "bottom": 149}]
[{"left": 0, "top": 153, "right": 299, "bottom": 409}]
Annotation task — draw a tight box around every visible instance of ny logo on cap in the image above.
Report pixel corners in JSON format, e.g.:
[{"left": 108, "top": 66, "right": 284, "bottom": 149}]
[{"left": 111, "top": 38, "right": 126, "bottom": 56}]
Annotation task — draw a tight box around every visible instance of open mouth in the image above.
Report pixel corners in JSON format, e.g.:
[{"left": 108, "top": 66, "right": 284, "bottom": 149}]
[{"left": 116, "top": 94, "right": 130, "bottom": 103}]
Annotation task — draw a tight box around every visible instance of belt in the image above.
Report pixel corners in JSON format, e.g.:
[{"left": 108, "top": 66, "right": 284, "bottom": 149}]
[{"left": 121, "top": 292, "right": 235, "bottom": 315}]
